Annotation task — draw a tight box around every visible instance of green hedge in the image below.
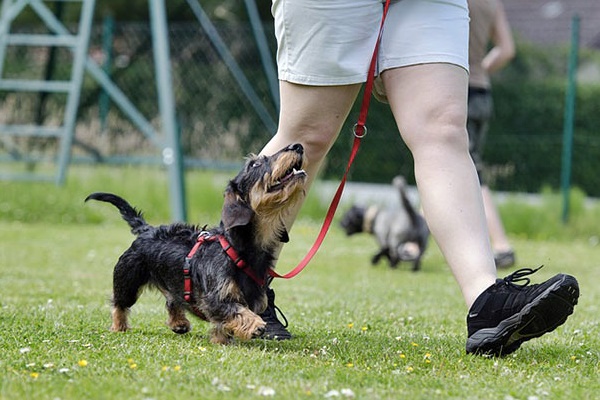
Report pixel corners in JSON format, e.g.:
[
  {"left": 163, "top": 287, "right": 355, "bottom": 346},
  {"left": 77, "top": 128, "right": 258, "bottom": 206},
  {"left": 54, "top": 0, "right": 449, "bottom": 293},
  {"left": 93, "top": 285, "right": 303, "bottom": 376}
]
[{"left": 322, "top": 43, "right": 600, "bottom": 197}]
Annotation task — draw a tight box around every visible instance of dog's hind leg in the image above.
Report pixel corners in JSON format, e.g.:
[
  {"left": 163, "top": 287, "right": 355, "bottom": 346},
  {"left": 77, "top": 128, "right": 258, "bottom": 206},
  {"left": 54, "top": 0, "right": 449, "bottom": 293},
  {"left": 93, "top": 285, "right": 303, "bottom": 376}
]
[
  {"left": 412, "top": 258, "right": 421, "bottom": 272},
  {"left": 111, "top": 306, "right": 130, "bottom": 332},
  {"left": 110, "top": 255, "right": 149, "bottom": 332}
]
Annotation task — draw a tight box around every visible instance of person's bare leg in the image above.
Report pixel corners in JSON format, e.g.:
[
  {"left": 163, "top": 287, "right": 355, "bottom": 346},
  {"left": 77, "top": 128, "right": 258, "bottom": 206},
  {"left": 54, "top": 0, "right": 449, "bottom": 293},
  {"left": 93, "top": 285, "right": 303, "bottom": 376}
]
[
  {"left": 257, "top": 82, "right": 361, "bottom": 338},
  {"left": 260, "top": 81, "right": 361, "bottom": 233},
  {"left": 383, "top": 64, "right": 496, "bottom": 307}
]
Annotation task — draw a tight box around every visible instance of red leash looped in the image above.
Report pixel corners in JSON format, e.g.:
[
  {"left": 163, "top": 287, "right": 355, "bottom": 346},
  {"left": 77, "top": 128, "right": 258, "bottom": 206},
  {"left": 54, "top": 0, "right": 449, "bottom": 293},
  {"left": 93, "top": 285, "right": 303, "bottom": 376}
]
[{"left": 270, "top": 0, "right": 391, "bottom": 280}]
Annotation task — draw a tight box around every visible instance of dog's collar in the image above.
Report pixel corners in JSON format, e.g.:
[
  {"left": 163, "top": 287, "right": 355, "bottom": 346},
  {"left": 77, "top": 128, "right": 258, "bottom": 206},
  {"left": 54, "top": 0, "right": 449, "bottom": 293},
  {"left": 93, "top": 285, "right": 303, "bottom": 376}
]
[
  {"left": 183, "top": 232, "right": 264, "bottom": 304},
  {"left": 363, "top": 206, "right": 379, "bottom": 234}
]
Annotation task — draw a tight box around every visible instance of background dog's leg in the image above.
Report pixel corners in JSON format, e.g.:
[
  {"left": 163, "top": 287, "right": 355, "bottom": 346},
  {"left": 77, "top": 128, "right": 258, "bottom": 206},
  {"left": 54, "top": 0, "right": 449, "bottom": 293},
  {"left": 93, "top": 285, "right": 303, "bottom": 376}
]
[
  {"left": 412, "top": 258, "right": 421, "bottom": 272},
  {"left": 371, "top": 247, "right": 389, "bottom": 265}
]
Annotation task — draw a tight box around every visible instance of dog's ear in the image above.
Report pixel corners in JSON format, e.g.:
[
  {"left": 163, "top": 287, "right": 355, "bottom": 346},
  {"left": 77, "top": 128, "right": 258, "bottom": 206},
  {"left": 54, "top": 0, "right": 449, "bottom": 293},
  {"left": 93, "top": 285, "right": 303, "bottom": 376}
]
[{"left": 221, "top": 185, "right": 253, "bottom": 230}]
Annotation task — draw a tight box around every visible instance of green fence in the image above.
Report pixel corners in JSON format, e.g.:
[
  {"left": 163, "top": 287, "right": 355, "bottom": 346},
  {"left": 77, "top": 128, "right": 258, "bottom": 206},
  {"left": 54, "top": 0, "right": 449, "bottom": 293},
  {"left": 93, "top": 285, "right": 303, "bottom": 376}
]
[{"left": 1, "top": 20, "right": 600, "bottom": 196}]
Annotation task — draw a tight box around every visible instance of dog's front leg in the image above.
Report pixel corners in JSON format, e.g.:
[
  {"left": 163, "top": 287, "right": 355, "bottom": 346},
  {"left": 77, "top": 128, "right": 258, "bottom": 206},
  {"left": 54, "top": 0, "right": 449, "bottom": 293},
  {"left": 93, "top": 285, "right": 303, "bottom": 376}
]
[
  {"left": 210, "top": 323, "right": 233, "bottom": 345},
  {"left": 223, "top": 305, "right": 266, "bottom": 341},
  {"left": 209, "top": 304, "right": 266, "bottom": 344},
  {"left": 165, "top": 297, "right": 191, "bottom": 334},
  {"left": 371, "top": 247, "right": 390, "bottom": 265}
]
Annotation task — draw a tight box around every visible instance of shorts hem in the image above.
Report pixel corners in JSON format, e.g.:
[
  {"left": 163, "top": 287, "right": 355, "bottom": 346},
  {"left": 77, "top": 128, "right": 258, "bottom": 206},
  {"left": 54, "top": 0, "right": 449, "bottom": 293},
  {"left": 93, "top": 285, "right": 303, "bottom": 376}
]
[
  {"left": 380, "top": 54, "right": 469, "bottom": 73},
  {"left": 278, "top": 71, "right": 367, "bottom": 86}
]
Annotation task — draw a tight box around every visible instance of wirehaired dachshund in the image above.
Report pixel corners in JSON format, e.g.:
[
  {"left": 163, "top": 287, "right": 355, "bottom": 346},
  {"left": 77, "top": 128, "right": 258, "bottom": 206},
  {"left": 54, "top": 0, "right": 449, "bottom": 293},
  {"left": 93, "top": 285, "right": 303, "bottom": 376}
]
[{"left": 85, "top": 143, "right": 306, "bottom": 344}]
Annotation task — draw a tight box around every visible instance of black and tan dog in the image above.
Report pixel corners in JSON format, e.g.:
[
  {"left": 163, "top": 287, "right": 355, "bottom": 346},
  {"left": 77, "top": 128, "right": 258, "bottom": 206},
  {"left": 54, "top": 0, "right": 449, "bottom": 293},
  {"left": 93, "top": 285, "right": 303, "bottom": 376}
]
[
  {"left": 85, "top": 143, "right": 306, "bottom": 344},
  {"left": 340, "top": 176, "right": 429, "bottom": 271}
]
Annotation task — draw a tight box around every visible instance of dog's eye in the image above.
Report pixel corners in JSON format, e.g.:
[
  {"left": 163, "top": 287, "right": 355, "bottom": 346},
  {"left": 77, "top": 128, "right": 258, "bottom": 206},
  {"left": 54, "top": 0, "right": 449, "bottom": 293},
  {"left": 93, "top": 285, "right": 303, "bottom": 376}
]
[{"left": 249, "top": 160, "right": 261, "bottom": 168}]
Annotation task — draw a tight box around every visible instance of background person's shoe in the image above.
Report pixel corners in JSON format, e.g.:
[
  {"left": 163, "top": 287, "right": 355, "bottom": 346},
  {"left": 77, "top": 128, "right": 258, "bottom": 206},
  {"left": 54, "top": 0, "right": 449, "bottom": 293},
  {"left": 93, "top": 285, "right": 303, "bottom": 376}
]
[
  {"left": 494, "top": 250, "right": 516, "bottom": 269},
  {"left": 466, "top": 266, "right": 579, "bottom": 356},
  {"left": 259, "top": 288, "right": 292, "bottom": 340}
]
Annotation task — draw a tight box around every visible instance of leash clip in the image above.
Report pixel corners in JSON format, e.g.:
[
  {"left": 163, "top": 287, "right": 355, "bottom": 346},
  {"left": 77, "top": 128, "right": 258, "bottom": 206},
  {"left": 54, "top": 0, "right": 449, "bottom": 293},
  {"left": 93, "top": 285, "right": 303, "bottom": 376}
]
[
  {"left": 197, "top": 230, "right": 211, "bottom": 240},
  {"left": 352, "top": 123, "right": 368, "bottom": 138}
]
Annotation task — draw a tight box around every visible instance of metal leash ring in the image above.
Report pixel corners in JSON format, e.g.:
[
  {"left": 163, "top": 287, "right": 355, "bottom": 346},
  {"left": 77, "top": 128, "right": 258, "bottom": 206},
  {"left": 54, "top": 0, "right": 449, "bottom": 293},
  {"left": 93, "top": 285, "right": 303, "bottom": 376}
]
[{"left": 352, "top": 123, "right": 368, "bottom": 138}]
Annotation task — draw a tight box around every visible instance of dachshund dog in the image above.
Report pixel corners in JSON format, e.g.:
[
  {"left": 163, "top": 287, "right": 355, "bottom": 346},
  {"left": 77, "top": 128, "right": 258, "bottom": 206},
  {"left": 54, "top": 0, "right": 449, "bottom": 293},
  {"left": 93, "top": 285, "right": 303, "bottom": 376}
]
[{"left": 86, "top": 143, "right": 306, "bottom": 344}]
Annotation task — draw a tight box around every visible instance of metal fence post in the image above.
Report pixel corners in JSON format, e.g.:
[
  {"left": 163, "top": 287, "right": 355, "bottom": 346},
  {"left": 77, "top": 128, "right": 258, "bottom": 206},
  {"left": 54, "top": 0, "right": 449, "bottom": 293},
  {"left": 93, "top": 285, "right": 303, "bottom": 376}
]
[
  {"left": 149, "top": 0, "right": 187, "bottom": 222},
  {"left": 100, "top": 14, "right": 114, "bottom": 134},
  {"left": 561, "top": 14, "right": 579, "bottom": 224}
]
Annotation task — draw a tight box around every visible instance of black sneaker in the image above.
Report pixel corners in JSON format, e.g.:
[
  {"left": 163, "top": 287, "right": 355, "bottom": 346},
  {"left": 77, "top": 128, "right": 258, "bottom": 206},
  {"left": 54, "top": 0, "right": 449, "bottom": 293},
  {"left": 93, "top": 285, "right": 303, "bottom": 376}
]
[
  {"left": 259, "top": 288, "right": 292, "bottom": 340},
  {"left": 466, "top": 266, "right": 579, "bottom": 356},
  {"left": 494, "top": 250, "right": 516, "bottom": 269}
]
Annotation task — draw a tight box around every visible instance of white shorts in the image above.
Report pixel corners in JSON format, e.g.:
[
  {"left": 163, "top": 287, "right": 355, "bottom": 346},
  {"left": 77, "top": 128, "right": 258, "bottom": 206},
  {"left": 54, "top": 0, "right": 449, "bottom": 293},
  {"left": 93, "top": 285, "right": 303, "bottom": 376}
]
[{"left": 272, "top": 0, "right": 469, "bottom": 91}]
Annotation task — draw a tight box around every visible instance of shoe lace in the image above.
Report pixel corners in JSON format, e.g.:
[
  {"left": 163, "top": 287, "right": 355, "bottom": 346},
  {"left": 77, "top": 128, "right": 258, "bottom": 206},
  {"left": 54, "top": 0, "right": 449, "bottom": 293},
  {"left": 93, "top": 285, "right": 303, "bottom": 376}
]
[
  {"left": 265, "top": 284, "right": 289, "bottom": 329},
  {"left": 502, "top": 265, "right": 543, "bottom": 287},
  {"left": 272, "top": 304, "right": 289, "bottom": 328}
]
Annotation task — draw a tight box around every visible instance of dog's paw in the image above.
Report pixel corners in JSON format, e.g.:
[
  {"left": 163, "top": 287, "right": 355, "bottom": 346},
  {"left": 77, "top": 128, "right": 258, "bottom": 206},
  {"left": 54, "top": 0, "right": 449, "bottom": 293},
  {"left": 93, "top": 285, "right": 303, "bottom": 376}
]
[
  {"left": 171, "top": 324, "right": 191, "bottom": 334},
  {"left": 110, "top": 322, "right": 129, "bottom": 332},
  {"left": 252, "top": 324, "right": 266, "bottom": 339}
]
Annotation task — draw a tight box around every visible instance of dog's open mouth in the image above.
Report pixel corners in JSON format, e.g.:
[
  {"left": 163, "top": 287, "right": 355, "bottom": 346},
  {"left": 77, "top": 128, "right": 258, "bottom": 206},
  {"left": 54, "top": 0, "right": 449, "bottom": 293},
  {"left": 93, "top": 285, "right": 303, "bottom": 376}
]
[{"left": 268, "top": 164, "right": 306, "bottom": 193}]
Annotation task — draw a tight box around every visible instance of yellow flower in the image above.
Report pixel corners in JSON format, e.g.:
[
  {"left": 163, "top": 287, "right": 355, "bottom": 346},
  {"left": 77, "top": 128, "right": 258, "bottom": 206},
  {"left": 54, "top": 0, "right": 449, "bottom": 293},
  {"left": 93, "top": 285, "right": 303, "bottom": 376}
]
[
  {"left": 127, "top": 358, "right": 135, "bottom": 364},
  {"left": 174, "top": 365, "right": 181, "bottom": 371},
  {"left": 411, "top": 342, "right": 419, "bottom": 347},
  {"left": 161, "top": 366, "right": 169, "bottom": 372},
  {"left": 30, "top": 372, "right": 40, "bottom": 379},
  {"left": 361, "top": 326, "right": 368, "bottom": 332},
  {"left": 78, "top": 360, "right": 88, "bottom": 367},
  {"left": 347, "top": 323, "right": 354, "bottom": 329},
  {"left": 399, "top": 353, "right": 406, "bottom": 359},
  {"left": 129, "top": 363, "right": 137, "bottom": 369},
  {"left": 406, "top": 366, "right": 414, "bottom": 372},
  {"left": 346, "top": 363, "right": 354, "bottom": 368}
]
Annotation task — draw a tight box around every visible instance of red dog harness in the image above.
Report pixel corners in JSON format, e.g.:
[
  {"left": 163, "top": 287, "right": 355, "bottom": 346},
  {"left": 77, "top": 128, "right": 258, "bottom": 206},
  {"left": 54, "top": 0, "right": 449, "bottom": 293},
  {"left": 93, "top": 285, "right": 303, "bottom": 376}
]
[{"left": 183, "top": 231, "right": 264, "bottom": 304}]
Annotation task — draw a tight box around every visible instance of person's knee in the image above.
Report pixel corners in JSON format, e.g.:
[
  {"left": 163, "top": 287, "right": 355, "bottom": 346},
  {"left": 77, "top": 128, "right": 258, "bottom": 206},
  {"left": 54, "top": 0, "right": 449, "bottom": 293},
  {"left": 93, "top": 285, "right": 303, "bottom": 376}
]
[
  {"left": 280, "top": 120, "right": 340, "bottom": 165},
  {"left": 405, "top": 104, "right": 469, "bottom": 154}
]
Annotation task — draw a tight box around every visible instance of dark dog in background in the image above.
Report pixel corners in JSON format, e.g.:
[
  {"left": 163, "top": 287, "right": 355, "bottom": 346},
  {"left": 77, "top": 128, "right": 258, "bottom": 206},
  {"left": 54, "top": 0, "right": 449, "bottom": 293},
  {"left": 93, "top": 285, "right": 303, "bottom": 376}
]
[
  {"left": 340, "top": 176, "right": 429, "bottom": 271},
  {"left": 85, "top": 143, "right": 306, "bottom": 344}
]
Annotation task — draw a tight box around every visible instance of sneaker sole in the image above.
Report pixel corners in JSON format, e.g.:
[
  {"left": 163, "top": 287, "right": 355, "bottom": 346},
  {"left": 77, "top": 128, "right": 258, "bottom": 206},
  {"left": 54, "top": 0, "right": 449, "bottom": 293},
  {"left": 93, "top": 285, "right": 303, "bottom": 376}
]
[{"left": 466, "top": 274, "right": 579, "bottom": 356}]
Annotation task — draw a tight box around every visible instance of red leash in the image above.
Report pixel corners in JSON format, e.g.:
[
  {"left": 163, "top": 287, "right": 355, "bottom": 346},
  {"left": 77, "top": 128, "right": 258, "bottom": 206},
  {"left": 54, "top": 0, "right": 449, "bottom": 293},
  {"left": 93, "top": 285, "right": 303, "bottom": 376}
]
[{"left": 270, "top": 0, "right": 391, "bottom": 280}]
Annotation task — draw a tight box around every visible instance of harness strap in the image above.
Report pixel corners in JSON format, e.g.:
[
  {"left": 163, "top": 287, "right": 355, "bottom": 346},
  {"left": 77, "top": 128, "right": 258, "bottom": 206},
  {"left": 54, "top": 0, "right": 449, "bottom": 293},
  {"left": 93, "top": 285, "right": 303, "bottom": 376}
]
[
  {"left": 183, "top": 232, "right": 264, "bottom": 304},
  {"left": 269, "top": 0, "right": 392, "bottom": 280},
  {"left": 183, "top": 237, "right": 205, "bottom": 302}
]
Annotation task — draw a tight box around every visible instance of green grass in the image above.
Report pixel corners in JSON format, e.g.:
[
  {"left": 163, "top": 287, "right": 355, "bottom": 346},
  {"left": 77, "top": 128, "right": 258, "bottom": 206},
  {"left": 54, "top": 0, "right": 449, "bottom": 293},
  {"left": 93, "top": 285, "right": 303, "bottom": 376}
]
[{"left": 1, "top": 166, "right": 599, "bottom": 399}]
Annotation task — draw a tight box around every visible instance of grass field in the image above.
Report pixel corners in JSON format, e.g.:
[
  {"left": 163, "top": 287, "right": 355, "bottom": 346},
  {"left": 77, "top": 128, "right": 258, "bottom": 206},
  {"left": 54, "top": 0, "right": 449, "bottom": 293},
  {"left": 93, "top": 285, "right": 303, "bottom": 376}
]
[{"left": 1, "top": 166, "right": 599, "bottom": 399}]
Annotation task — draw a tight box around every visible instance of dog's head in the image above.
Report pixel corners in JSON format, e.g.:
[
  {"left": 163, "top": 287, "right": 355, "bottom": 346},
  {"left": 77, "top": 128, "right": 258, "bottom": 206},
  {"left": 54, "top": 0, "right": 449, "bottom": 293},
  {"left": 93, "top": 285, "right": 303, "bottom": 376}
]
[
  {"left": 221, "top": 143, "right": 307, "bottom": 244},
  {"left": 340, "top": 205, "right": 366, "bottom": 235}
]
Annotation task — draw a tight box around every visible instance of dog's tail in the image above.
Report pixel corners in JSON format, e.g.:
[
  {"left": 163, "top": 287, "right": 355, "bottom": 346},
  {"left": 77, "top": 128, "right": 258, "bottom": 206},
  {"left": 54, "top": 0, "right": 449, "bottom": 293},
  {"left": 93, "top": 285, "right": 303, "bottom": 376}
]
[
  {"left": 85, "top": 192, "right": 149, "bottom": 235},
  {"left": 392, "top": 176, "right": 421, "bottom": 229}
]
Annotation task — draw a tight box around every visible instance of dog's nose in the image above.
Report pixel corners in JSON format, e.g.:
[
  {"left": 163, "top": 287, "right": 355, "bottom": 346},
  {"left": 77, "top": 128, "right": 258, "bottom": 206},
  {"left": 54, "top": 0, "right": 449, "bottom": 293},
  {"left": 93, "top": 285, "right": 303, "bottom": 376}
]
[{"left": 287, "top": 143, "right": 304, "bottom": 154}]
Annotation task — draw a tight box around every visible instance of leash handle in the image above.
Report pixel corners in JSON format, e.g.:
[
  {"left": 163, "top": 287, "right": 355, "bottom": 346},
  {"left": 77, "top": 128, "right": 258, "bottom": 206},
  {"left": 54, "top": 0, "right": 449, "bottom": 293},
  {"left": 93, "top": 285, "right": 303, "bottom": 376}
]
[{"left": 271, "top": 0, "right": 391, "bottom": 280}]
